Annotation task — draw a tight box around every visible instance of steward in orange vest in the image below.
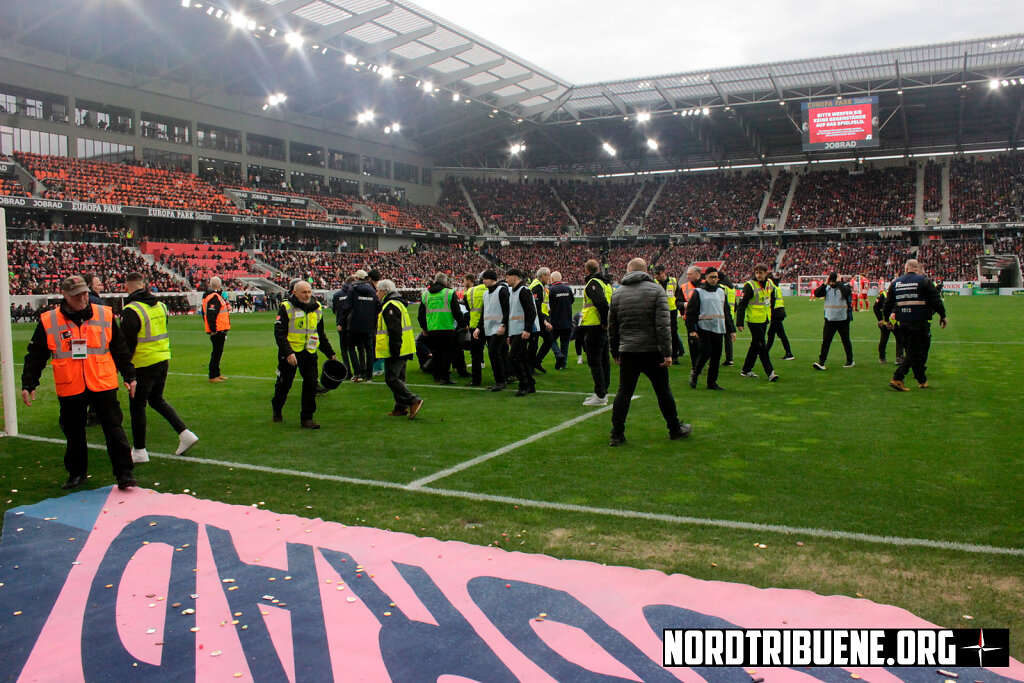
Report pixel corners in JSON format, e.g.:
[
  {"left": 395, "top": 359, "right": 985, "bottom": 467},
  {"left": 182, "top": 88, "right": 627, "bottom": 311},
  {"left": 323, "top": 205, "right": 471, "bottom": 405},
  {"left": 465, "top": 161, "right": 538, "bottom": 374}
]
[
  {"left": 203, "top": 276, "right": 231, "bottom": 382},
  {"left": 20, "top": 275, "right": 138, "bottom": 491}
]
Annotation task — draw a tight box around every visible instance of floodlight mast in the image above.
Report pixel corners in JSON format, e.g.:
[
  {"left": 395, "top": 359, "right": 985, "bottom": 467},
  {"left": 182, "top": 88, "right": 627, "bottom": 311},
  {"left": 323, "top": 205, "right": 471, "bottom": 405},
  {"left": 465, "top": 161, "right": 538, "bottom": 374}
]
[{"left": 0, "top": 208, "right": 19, "bottom": 436}]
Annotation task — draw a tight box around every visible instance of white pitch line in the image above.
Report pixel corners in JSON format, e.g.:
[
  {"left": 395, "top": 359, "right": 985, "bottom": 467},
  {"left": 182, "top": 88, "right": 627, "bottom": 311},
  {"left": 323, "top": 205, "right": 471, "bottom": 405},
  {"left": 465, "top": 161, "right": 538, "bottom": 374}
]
[
  {"left": 10, "top": 433, "right": 1024, "bottom": 557},
  {"left": 785, "top": 338, "right": 1024, "bottom": 345},
  {"left": 405, "top": 399, "right": 628, "bottom": 489}
]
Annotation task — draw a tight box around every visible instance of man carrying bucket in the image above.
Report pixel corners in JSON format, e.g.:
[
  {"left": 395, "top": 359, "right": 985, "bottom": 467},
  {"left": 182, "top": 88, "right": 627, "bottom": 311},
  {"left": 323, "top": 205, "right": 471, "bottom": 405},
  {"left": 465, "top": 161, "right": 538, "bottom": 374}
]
[{"left": 271, "top": 281, "right": 338, "bottom": 429}]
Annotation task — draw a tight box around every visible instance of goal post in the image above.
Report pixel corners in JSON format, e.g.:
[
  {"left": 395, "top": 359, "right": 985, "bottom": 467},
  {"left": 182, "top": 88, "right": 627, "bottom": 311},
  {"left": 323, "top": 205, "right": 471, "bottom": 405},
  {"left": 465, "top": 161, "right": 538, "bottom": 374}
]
[{"left": 1, "top": 207, "right": 19, "bottom": 436}]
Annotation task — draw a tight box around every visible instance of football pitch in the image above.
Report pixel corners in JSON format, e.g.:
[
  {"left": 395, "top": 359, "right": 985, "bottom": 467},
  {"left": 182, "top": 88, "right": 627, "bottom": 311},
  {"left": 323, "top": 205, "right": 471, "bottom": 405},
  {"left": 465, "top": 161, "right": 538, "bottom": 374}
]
[{"left": 2, "top": 296, "right": 1022, "bottom": 656}]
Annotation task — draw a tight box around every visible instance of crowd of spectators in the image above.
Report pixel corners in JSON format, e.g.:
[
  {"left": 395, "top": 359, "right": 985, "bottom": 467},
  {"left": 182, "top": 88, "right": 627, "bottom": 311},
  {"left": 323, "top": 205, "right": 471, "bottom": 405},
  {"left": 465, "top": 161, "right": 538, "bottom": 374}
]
[
  {"left": 464, "top": 178, "right": 571, "bottom": 236},
  {"left": 763, "top": 170, "right": 793, "bottom": 219},
  {"left": 142, "top": 241, "right": 263, "bottom": 289},
  {"left": 620, "top": 178, "right": 660, "bottom": 231},
  {"left": 787, "top": 166, "right": 916, "bottom": 229},
  {"left": 15, "top": 152, "right": 242, "bottom": 214},
  {"left": 259, "top": 242, "right": 491, "bottom": 290},
  {"left": 641, "top": 171, "right": 768, "bottom": 234},
  {"left": 485, "top": 244, "right": 598, "bottom": 284},
  {"left": 7, "top": 240, "right": 187, "bottom": 295},
  {"left": 438, "top": 178, "right": 479, "bottom": 234},
  {"left": 0, "top": 177, "right": 28, "bottom": 197},
  {"left": 776, "top": 239, "right": 914, "bottom": 280},
  {"left": 923, "top": 160, "right": 942, "bottom": 214},
  {"left": 719, "top": 241, "right": 781, "bottom": 279},
  {"left": 655, "top": 242, "right": 726, "bottom": 274},
  {"left": 917, "top": 237, "right": 984, "bottom": 281},
  {"left": 949, "top": 155, "right": 1024, "bottom": 223},
  {"left": 556, "top": 180, "right": 641, "bottom": 236}
]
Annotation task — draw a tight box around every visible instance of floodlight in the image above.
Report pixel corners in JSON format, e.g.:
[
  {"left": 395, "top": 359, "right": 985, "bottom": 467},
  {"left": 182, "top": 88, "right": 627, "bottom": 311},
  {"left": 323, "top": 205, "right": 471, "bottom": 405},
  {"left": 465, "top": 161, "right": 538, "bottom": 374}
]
[
  {"left": 1002, "top": 80, "right": 1010, "bottom": 87},
  {"left": 230, "top": 14, "right": 249, "bottom": 28},
  {"left": 345, "top": 54, "right": 358, "bottom": 65},
  {"left": 181, "top": 0, "right": 191, "bottom": 7},
  {"left": 647, "top": 139, "right": 658, "bottom": 150},
  {"left": 391, "top": 123, "right": 400, "bottom": 133},
  {"left": 422, "top": 81, "right": 434, "bottom": 92},
  {"left": 637, "top": 112, "right": 651, "bottom": 122},
  {"left": 452, "top": 93, "right": 460, "bottom": 102},
  {"left": 384, "top": 126, "right": 391, "bottom": 134},
  {"left": 214, "top": 8, "right": 223, "bottom": 18},
  {"left": 701, "top": 107, "right": 710, "bottom": 115},
  {"left": 493, "top": 109, "right": 499, "bottom": 114},
  {"left": 510, "top": 143, "right": 525, "bottom": 155},
  {"left": 206, "top": 6, "right": 214, "bottom": 14},
  {"left": 602, "top": 142, "right": 616, "bottom": 156},
  {"left": 380, "top": 66, "right": 394, "bottom": 79},
  {"left": 897, "top": 89, "right": 903, "bottom": 95},
  {"left": 357, "top": 111, "right": 375, "bottom": 123},
  {"left": 779, "top": 101, "right": 785, "bottom": 106},
  {"left": 268, "top": 28, "right": 277, "bottom": 37},
  {"left": 1013, "top": 79, "right": 1019, "bottom": 86},
  {"left": 284, "top": 32, "right": 304, "bottom": 48},
  {"left": 990, "top": 79, "right": 1001, "bottom": 89}
]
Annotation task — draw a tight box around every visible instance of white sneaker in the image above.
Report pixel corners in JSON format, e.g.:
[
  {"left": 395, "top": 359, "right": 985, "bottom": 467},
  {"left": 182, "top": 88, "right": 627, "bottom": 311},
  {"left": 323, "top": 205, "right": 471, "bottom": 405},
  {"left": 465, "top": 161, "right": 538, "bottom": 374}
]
[
  {"left": 843, "top": 361, "right": 855, "bottom": 368},
  {"left": 131, "top": 447, "right": 150, "bottom": 464},
  {"left": 175, "top": 429, "right": 199, "bottom": 455},
  {"left": 582, "top": 394, "right": 608, "bottom": 406},
  {"left": 577, "top": 357, "right": 584, "bottom": 365}
]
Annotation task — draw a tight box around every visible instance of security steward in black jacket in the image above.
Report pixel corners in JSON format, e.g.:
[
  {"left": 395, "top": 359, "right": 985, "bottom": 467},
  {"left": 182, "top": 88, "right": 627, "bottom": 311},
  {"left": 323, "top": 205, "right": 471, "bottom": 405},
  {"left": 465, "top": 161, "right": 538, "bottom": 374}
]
[
  {"left": 345, "top": 270, "right": 380, "bottom": 382},
  {"left": 882, "top": 259, "right": 947, "bottom": 391},
  {"left": 271, "top": 280, "right": 337, "bottom": 429}
]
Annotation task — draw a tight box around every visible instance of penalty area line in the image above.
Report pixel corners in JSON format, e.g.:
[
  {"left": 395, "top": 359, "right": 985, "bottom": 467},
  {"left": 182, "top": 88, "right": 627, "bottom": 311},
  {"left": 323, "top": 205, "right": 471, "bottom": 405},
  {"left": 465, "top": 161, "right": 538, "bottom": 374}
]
[
  {"left": 404, "top": 397, "right": 633, "bottom": 489},
  {"left": 11, "top": 433, "right": 1023, "bottom": 557}
]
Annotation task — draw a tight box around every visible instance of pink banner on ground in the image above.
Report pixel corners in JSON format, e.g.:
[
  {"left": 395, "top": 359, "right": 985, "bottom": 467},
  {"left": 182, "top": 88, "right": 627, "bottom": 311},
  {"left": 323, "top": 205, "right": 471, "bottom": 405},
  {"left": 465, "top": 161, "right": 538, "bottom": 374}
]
[{"left": 0, "top": 487, "right": 1021, "bottom": 682}]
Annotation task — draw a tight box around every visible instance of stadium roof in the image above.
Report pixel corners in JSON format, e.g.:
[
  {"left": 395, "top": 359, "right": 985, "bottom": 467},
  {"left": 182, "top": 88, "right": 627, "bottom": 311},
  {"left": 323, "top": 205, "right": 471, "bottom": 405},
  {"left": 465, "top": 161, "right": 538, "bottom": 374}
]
[{"left": 1, "top": 0, "right": 1024, "bottom": 173}]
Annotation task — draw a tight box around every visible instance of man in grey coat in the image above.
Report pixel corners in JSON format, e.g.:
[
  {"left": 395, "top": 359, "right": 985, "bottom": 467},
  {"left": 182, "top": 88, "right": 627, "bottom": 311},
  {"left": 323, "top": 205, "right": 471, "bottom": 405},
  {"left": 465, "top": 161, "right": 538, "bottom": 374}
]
[{"left": 607, "top": 258, "right": 691, "bottom": 446}]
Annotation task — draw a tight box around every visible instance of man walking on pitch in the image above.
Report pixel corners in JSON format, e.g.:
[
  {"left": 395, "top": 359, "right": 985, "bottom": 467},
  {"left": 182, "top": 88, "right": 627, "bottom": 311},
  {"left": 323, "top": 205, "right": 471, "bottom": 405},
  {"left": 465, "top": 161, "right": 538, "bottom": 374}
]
[
  {"left": 685, "top": 267, "right": 736, "bottom": 390},
  {"left": 608, "top": 258, "right": 690, "bottom": 446},
  {"left": 735, "top": 264, "right": 779, "bottom": 382},
  {"left": 883, "top": 259, "right": 947, "bottom": 391},
  {"left": 203, "top": 276, "right": 230, "bottom": 382},
  {"left": 376, "top": 279, "right": 424, "bottom": 418},
  {"left": 271, "top": 280, "right": 337, "bottom": 429},
  {"left": 474, "top": 269, "right": 510, "bottom": 392},
  {"left": 120, "top": 272, "right": 198, "bottom": 462},
  {"left": 812, "top": 272, "right": 855, "bottom": 370},
  {"left": 21, "top": 276, "right": 139, "bottom": 490},
  {"left": 581, "top": 259, "right": 613, "bottom": 406}
]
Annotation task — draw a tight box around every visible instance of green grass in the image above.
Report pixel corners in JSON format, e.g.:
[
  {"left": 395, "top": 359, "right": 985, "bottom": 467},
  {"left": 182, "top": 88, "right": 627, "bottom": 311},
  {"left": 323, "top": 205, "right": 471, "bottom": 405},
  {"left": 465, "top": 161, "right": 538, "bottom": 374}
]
[{"left": 2, "top": 296, "right": 1023, "bottom": 656}]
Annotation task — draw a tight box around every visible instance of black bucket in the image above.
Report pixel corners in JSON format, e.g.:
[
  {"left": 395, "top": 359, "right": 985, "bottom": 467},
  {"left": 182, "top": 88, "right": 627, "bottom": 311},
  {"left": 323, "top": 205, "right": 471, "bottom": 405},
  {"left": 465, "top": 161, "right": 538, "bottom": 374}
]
[{"left": 320, "top": 359, "right": 351, "bottom": 390}]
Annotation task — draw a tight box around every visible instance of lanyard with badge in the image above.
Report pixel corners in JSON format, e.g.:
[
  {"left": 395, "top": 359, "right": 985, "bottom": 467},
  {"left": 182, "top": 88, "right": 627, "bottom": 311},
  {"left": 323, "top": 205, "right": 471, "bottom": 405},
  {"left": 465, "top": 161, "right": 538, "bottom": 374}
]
[{"left": 70, "top": 338, "right": 88, "bottom": 360}]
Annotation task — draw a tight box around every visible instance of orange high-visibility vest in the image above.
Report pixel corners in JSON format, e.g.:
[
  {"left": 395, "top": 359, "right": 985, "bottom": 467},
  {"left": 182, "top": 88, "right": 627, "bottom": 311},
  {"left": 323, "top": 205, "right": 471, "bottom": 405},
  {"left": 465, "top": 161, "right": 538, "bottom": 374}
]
[
  {"left": 202, "top": 292, "right": 231, "bottom": 333},
  {"left": 41, "top": 304, "right": 119, "bottom": 397},
  {"left": 679, "top": 280, "right": 697, "bottom": 304}
]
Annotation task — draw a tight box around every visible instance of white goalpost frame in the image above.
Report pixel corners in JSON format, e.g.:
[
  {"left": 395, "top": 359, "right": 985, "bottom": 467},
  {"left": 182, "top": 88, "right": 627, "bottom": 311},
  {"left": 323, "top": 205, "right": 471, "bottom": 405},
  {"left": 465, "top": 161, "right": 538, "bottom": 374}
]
[{"left": 1, "top": 207, "right": 19, "bottom": 436}]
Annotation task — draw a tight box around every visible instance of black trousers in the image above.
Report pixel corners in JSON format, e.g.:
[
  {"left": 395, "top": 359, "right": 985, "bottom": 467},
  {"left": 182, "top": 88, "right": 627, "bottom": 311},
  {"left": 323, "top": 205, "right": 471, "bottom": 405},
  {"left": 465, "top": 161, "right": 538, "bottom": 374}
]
[
  {"left": 819, "top": 319, "right": 853, "bottom": 365},
  {"left": 208, "top": 331, "right": 226, "bottom": 378},
  {"left": 384, "top": 357, "right": 419, "bottom": 408},
  {"left": 467, "top": 334, "right": 486, "bottom": 385},
  {"left": 894, "top": 324, "right": 931, "bottom": 383},
  {"left": 425, "top": 330, "right": 457, "bottom": 381},
  {"left": 348, "top": 330, "right": 374, "bottom": 380},
  {"left": 58, "top": 388, "right": 133, "bottom": 478},
  {"left": 485, "top": 333, "right": 509, "bottom": 384},
  {"left": 878, "top": 325, "right": 905, "bottom": 360},
  {"left": 272, "top": 350, "right": 319, "bottom": 421},
  {"left": 529, "top": 327, "right": 556, "bottom": 368},
  {"left": 610, "top": 352, "right": 681, "bottom": 437},
  {"left": 338, "top": 329, "right": 358, "bottom": 376},
  {"left": 693, "top": 330, "right": 724, "bottom": 387},
  {"left": 583, "top": 326, "right": 611, "bottom": 397},
  {"left": 670, "top": 311, "right": 684, "bottom": 360},
  {"left": 742, "top": 322, "right": 775, "bottom": 374},
  {"left": 552, "top": 329, "right": 571, "bottom": 368},
  {"left": 509, "top": 335, "right": 535, "bottom": 389},
  {"left": 723, "top": 332, "right": 734, "bottom": 363},
  {"left": 130, "top": 360, "right": 187, "bottom": 449},
  {"left": 767, "top": 318, "right": 793, "bottom": 356}
]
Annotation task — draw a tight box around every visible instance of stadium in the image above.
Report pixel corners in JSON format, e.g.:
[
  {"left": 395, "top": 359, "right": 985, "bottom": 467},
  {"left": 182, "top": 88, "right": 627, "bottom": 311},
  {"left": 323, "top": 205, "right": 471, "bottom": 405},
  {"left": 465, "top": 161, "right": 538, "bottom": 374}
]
[{"left": 0, "top": 0, "right": 1023, "bottom": 678}]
